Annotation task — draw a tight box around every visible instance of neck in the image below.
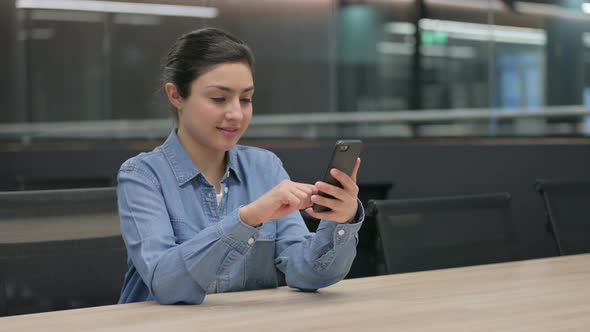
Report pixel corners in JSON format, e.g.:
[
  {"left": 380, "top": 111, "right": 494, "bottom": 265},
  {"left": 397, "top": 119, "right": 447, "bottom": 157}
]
[{"left": 177, "top": 128, "right": 226, "bottom": 191}]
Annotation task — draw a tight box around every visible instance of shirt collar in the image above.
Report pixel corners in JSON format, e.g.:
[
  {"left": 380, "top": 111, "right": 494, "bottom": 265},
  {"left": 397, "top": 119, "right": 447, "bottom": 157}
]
[
  {"left": 162, "top": 129, "right": 243, "bottom": 186},
  {"left": 226, "top": 147, "right": 243, "bottom": 183}
]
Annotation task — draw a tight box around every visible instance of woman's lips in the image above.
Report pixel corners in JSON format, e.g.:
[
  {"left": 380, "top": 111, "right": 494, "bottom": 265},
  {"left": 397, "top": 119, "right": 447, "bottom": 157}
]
[{"left": 217, "top": 127, "right": 240, "bottom": 138}]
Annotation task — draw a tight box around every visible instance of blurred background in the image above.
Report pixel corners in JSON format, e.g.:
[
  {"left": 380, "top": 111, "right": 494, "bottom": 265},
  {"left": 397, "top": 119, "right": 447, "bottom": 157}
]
[{"left": 2, "top": 0, "right": 590, "bottom": 140}]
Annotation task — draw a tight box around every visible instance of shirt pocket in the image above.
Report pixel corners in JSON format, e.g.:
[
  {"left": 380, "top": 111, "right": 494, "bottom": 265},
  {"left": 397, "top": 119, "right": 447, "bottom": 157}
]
[
  {"left": 170, "top": 218, "right": 196, "bottom": 244},
  {"left": 244, "top": 227, "right": 278, "bottom": 290}
]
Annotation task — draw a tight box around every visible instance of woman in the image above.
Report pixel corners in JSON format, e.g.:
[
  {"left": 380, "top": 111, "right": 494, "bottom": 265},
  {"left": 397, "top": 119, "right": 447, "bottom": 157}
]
[{"left": 117, "top": 27, "right": 364, "bottom": 305}]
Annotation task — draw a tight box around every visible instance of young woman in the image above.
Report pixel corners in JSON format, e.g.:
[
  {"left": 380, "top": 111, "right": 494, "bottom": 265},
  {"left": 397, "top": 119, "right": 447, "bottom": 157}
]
[{"left": 117, "top": 27, "right": 364, "bottom": 305}]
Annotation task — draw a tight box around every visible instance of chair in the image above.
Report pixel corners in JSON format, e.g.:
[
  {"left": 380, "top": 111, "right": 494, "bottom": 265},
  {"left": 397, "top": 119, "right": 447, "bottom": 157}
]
[
  {"left": 0, "top": 187, "right": 126, "bottom": 316},
  {"left": 368, "top": 193, "right": 516, "bottom": 275},
  {"left": 535, "top": 179, "right": 590, "bottom": 255},
  {"left": 301, "top": 183, "right": 394, "bottom": 278}
]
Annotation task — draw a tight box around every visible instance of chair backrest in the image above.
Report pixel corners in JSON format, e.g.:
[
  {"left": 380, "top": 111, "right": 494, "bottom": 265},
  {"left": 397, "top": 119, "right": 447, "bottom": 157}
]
[
  {"left": 535, "top": 179, "right": 590, "bottom": 255},
  {"left": 0, "top": 187, "right": 118, "bottom": 220},
  {"left": 0, "top": 187, "right": 126, "bottom": 316},
  {"left": 368, "top": 192, "right": 516, "bottom": 275}
]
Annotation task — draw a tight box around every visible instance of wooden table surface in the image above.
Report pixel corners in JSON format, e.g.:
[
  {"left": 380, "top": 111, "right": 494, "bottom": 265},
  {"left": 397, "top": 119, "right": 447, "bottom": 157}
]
[{"left": 1, "top": 254, "right": 589, "bottom": 331}]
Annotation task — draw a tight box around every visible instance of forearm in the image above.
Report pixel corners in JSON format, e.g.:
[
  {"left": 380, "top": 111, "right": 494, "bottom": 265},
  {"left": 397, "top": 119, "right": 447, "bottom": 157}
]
[
  {"left": 134, "top": 208, "right": 260, "bottom": 304},
  {"left": 275, "top": 201, "right": 365, "bottom": 291}
]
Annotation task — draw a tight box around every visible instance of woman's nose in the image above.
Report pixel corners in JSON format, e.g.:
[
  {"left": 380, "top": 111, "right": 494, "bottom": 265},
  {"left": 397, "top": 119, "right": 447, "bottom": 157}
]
[{"left": 225, "top": 99, "right": 244, "bottom": 120}]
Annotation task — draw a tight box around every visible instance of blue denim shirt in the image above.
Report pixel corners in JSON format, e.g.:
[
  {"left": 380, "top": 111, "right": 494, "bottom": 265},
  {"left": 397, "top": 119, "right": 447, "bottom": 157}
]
[{"left": 117, "top": 130, "right": 364, "bottom": 305}]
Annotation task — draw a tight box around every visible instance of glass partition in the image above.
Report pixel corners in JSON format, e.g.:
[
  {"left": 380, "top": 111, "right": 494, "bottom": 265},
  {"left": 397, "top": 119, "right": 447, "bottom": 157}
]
[{"left": 3, "top": 0, "right": 590, "bottom": 141}]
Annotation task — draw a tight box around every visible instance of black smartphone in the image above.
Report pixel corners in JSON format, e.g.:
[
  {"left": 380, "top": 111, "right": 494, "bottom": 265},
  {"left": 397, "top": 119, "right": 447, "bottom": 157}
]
[{"left": 312, "top": 140, "right": 363, "bottom": 213}]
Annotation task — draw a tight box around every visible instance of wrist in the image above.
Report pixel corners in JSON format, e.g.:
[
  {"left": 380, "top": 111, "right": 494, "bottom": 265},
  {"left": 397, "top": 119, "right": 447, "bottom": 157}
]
[
  {"left": 345, "top": 206, "right": 359, "bottom": 224},
  {"left": 240, "top": 204, "right": 262, "bottom": 227}
]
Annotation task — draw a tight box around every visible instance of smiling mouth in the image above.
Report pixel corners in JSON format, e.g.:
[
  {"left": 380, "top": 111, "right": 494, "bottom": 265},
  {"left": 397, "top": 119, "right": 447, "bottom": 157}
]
[
  {"left": 216, "top": 127, "right": 241, "bottom": 138},
  {"left": 217, "top": 127, "right": 239, "bottom": 132}
]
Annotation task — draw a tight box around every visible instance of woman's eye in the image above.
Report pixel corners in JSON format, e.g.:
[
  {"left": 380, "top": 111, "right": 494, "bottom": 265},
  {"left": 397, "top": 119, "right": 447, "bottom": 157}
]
[
  {"left": 211, "top": 97, "right": 226, "bottom": 103},
  {"left": 240, "top": 98, "right": 252, "bottom": 103}
]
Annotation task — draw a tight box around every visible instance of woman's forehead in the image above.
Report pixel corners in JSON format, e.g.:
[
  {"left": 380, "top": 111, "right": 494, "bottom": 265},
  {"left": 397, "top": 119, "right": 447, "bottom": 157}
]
[{"left": 194, "top": 63, "right": 254, "bottom": 90}]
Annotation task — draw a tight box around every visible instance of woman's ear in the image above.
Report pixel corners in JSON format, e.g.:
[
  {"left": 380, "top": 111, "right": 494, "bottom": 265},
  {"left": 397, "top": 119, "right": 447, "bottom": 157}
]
[{"left": 165, "top": 83, "right": 183, "bottom": 110}]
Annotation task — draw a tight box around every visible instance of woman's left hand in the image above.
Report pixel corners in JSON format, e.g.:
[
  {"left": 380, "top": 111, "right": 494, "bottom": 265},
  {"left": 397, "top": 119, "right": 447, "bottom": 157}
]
[{"left": 305, "top": 158, "right": 361, "bottom": 223}]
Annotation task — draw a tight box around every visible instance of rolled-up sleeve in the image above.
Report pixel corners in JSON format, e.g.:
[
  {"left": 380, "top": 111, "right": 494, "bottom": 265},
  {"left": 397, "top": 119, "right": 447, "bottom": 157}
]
[{"left": 118, "top": 161, "right": 259, "bottom": 304}]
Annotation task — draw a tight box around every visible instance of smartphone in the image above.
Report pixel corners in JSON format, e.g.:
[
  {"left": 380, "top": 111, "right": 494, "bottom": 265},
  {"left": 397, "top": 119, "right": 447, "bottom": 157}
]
[{"left": 312, "top": 140, "right": 363, "bottom": 213}]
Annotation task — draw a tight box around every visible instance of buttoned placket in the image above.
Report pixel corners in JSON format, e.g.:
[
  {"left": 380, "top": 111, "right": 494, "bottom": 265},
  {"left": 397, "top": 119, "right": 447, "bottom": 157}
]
[
  {"left": 218, "top": 170, "right": 230, "bottom": 216},
  {"left": 195, "top": 174, "right": 219, "bottom": 225},
  {"left": 213, "top": 170, "right": 231, "bottom": 294}
]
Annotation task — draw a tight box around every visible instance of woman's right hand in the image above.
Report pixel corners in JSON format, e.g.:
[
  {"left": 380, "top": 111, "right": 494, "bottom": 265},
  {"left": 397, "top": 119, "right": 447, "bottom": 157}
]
[{"left": 239, "top": 180, "right": 317, "bottom": 227}]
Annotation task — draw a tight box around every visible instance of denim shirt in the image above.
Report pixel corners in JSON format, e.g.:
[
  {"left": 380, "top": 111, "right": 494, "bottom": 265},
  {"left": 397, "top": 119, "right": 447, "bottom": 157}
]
[{"left": 117, "top": 130, "right": 365, "bottom": 305}]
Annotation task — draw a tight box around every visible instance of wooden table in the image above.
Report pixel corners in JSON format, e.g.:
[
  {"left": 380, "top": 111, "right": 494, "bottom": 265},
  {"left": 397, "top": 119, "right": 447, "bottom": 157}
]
[{"left": 1, "top": 254, "right": 589, "bottom": 331}]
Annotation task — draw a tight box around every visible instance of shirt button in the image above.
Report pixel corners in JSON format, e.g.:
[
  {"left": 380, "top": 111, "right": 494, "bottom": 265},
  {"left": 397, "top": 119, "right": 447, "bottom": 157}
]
[
  {"left": 224, "top": 187, "right": 228, "bottom": 194},
  {"left": 247, "top": 238, "right": 255, "bottom": 245},
  {"left": 337, "top": 229, "right": 345, "bottom": 236}
]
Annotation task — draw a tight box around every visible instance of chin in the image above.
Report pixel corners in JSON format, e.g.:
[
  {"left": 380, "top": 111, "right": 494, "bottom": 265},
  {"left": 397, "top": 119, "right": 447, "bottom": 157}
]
[{"left": 219, "top": 140, "right": 239, "bottom": 152}]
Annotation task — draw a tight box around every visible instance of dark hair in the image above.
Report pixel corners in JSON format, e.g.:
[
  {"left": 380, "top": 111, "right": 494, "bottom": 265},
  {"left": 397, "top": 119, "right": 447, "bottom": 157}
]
[{"left": 162, "top": 27, "right": 255, "bottom": 119}]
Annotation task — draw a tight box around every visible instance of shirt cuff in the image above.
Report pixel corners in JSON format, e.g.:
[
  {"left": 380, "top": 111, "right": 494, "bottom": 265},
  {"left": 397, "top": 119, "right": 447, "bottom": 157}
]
[
  {"left": 317, "top": 199, "right": 365, "bottom": 246},
  {"left": 216, "top": 208, "right": 261, "bottom": 255}
]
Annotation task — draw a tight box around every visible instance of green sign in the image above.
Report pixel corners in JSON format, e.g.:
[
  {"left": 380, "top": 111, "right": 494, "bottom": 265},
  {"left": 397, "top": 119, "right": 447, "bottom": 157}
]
[{"left": 422, "top": 31, "right": 448, "bottom": 45}]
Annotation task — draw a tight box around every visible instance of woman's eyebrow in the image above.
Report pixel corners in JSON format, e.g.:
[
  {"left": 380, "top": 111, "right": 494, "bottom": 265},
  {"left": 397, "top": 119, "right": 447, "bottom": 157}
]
[{"left": 207, "top": 85, "right": 255, "bottom": 93}]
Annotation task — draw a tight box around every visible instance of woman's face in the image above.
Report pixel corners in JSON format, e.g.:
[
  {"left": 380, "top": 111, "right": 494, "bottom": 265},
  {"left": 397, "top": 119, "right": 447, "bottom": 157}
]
[{"left": 176, "top": 62, "right": 254, "bottom": 153}]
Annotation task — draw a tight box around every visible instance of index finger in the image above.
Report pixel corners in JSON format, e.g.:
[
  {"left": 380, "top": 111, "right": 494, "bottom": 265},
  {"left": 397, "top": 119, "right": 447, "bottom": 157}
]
[
  {"left": 295, "top": 182, "right": 318, "bottom": 195},
  {"left": 350, "top": 158, "right": 361, "bottom": 183}
]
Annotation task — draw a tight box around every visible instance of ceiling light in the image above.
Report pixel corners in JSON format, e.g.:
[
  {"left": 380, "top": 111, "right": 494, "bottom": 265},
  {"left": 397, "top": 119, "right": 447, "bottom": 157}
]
[{"left": 16, "top": 0, "right": 218, "bottom": 18}]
